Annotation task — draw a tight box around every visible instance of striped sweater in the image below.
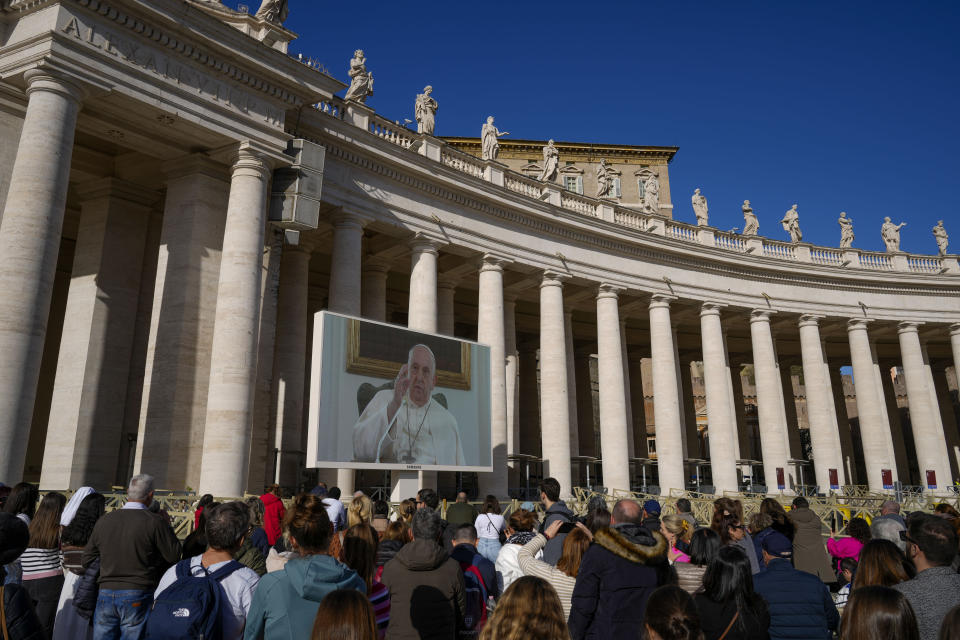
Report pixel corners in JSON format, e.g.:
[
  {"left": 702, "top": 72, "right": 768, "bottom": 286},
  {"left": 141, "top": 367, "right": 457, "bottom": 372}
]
[
  {"left": 369, "top": 580, "right": 390, "bottom": 638},
  {"left": 517, "top": 534, "right": 577, "bottom": 621},
  {"left": 19, "top": 547, "right": 62, "bottom": 580}
]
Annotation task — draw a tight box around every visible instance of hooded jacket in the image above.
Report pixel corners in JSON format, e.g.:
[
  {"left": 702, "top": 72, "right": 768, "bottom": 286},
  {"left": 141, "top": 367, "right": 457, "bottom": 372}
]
[
  {"left": 0, "top": 573, "right": 45, "bottom": 640},
  {"left": 259, "top": 493, "right": 285, "bottom": 547},
  {"left": 568, "top": 523, "right": 670, "bottom": 640},
  {"left": 380, "top": 538, "right": 466, "bottom": 640},
  {"left": 243, "top": 553, "right": 365, "bottom": 640},
  {"left": 787, "top": 507, "right": 834, "bottom": 582}
]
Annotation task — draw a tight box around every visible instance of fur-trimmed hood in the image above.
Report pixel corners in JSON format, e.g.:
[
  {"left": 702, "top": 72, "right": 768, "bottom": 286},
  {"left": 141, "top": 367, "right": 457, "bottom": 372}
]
[{"left": 593, "top": 523, "right": 668, "bottom": 565}]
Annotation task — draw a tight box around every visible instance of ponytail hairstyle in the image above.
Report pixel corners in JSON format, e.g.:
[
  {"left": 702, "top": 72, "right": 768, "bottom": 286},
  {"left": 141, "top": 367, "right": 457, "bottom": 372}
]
[
  {"left": 662, "top": 514, "right": 693, "bottom": 544},
  {"left": 643, "top": 585, "right": 702, "bottom": 640},
  {"left": 347, "top": 494, "right": 373, "bottom": 528},
  {"left": 283, "top": 493, "right": 332, "bottom": 554}
]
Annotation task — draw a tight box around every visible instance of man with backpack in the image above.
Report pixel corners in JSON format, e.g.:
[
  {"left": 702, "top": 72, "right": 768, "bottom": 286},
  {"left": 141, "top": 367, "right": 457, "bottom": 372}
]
[
  {"left": 150, "top": 502, "right": 260, "bottom": 639},
  {"left": 83, "top": 474, "right": 181, "bottom": 639},
  {"left": 450, "top": 523, "right": 499, "bottom": 635},
  {"left": 538, "top": 478, "right": 575, "bottom": 565}
]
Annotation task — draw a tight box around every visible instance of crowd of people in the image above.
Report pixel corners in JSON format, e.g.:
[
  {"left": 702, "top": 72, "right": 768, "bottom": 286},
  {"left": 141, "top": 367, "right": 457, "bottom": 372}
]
[{"left": 3, "top": 477, "right": 960, "bottom": 639}]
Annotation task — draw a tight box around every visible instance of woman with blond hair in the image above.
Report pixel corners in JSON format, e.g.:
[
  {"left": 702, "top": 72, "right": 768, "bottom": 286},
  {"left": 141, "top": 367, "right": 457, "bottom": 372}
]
[
  {"left": 479, "top": 576, "right": 570, "bottom": 640},
  {"left": 347, "top": 494, "right": 373, "bottom": 529},
  {"left": 661, "top": 514, "right": 693, "bottom": 563}
]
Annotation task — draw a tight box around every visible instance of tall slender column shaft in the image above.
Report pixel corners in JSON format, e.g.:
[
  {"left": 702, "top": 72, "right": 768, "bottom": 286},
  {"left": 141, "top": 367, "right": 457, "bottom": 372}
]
[
  {"left": 628, "top": 354, "right": 648, "bottom": 457},
  {"left": 518, "top": 344, "right": 541, "bottom": 457},
  {"left": 620, "top": 321, "right": 635, "bottom": 458},
  {"left": 829, "top": 365, "right": 856, "bottom": 484},
  {"left": 477, "top": 255, "right": 508, "bottom": 497},
  {"left": 0, "top": 72, "right": 84, "bottom": 482},
  {"left": 649, "top": 295, "right": 685, "bottom": 494},
  {"left": 539, "top": 272, "right": 572, "bottom": 498},
  {"left": 798, "top": 316, "right": 845, "bottom": 492},
  {"left": 437, "top": 278, "right": 456, "bottom": 336},
  {"left": 846, "top": 319, "right": 897, "bottom": 491},
  {"left": 596, "top": 285, "right": 630, "bottom": 492},
  {"left": 575, "top": 349, "right": 596, "bottom": 457},
  {"left": 504, "top": 298, "right": 519, "bottom": 466},
  {"left": 700, "top": 304, "right": 738, "bottom": 494},
  {"left": 564, "top": 311, "right": 580, "bottom": 457},
  {"left": 361, "top": 260, "right": 389, "bottom": 322},
  {"left": 898, "top": 322, "right": 952, "bottom": 491},
  {"left": 199, "top": 148, "right": 271, "bottom": 497},
  {"left": 749, "top": 310, "right": 791, "bottom": 493}
]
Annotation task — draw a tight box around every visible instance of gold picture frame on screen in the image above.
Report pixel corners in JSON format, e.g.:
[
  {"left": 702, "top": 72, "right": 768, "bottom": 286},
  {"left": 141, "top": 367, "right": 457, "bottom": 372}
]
[{"left": 345, "top": 319, "right": 472, "bottom": 390}]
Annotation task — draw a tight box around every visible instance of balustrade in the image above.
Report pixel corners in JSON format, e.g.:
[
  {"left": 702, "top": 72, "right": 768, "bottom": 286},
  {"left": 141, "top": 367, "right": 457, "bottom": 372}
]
[
  {"left": 907, "top": 255, "right": 942, "bottom": 273},
  {"left": 314, "top": 97, "right": 344, "bottom": 119},
  {"left": 859, "top": 251, "right": 893, "bottom": 270},
  {"left": 369, "top": 115, "right": 415, "bottom": 149},
  {"left": 715, "top": 231, "right": 746, "bottom": 253},
  {"left": 614, "top": 208, "right": 647, "bottom": 230},
  {"left": 811, "top": 247, "right": 842, "bottom": 266},
  {"left": 666, "top": 221, "right": 697, "bottom": 242},
  {"left": 440, "top": 147, "right": 485, "bottom": 178},
  {"left": 504, "top": 172, "right": 542, "bottom": 199},
  {"left": 762, "top": 240, "right": 798, "bottom": 261},
  {"left": 560, "top": 190, "right": 599, "bottom": 217}
]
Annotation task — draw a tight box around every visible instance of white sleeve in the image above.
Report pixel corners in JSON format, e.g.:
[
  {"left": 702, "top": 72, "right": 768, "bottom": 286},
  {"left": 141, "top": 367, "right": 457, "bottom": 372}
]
[{"left": 352, "top": 390, "right": 393, "bottom": 461}]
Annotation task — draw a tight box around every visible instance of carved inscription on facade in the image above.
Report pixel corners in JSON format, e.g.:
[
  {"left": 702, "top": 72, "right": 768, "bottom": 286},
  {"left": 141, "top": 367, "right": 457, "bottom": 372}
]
[{"left": 60, "top": 15, "right": 283, "bottom": 127}]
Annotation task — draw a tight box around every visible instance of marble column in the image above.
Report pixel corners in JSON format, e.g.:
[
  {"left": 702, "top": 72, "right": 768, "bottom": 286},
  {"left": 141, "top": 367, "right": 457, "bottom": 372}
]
[
  {"left": 779, "top": 361, "right": 802, "bottom": 463},
  {"left": 798, "top": 316, "right": 845, "bottom": 492},
  {"left": 437, "top": 277, "right": 457, "bottom": 337},
  {"left": 620, "top": 321, "right": 635, "bottom": 458},
  {"left": 829, "top": 365, "right": 857, "bottom": 484},
  {"left": 361, "top": 260, "right": 389, "bottom": 322},
  {"left": 596, "top": 284, "right": 631, "bottom": 492},
  {"left": 846, "top": 319, "right": 897, "bottom": 491},
  {"left": 649, "top": 295, "right": 685, "bottom": 494},
  {"left": 930, "top": 361, "right": 959, "bottom": 481},
  {"left": 628, "top": 353, "right": 648, "bottom": 457},
  {"left": 135, "top": 156, "right": 229, "bottom": 490},
  {"left": 39, "top": 179, "right": 153, "bottom": 490},
  {"left": 504, "top": 297, "right": 519, "bottom": 467},
  {"left": 268, "top": 245, "right": 311, "bottom": 489},
  {"left": 898, "top": 322, "right": 952, "bottom": 491},
  {"left": 680, "top": 359, "right": 698, "bottom": 459},
  {"left": 749, "top": 310, "right": 791, "bottom": 493},
  {"left": 951, "top": 325, "right": 960, "bottom": 393},
  {"left": 407, "top": 235, "right": 442, "bottom": 491},
  {"left": 721, "top": 329, "right": 744, "bottom": 463},
  {"left": 477, "top": 255, "right": 509, "bottom": 498},
  {"left": 575, "top": 348, "right": 596, "bottom": 457},
  {"left": 540, "top": 272, "right": 572, "bottom": 498},
  {"left": 518, "top": 343, "right": 541, "bottom": 457},
  {"left": 880, "top": 363, "right": 911, "bottom": 483},
  {"left": 0, "top": 71, "right": 84, "bottom": 482},
  {"left": 730, "top": 362, "right": 751, "bottom": 463},
  {"left": 564, "top": 311, "right": 580, "bottom": 457},
  {"left": 199, "top": 147, "right": 272, "bottom": 497},
  {"left": 700, "top": 303, "right": 738, "bottom": 494}
]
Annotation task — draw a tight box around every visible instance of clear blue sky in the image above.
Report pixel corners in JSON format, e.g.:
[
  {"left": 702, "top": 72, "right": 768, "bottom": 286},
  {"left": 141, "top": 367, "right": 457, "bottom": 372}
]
[{"left": 229, "top": 1, "right": 959, "bottom": 254}]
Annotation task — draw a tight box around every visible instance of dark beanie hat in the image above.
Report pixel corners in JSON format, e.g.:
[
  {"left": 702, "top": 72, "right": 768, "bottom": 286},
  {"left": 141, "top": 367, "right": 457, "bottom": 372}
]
[{"left": 0, "top": 512, "right": 29, "bottom": 565}]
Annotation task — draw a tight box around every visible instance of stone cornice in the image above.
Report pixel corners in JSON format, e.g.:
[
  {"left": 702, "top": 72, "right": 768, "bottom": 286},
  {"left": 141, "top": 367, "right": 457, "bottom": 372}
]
[{"left": 441, "top": 136, "right": 678, "bottom": 164}]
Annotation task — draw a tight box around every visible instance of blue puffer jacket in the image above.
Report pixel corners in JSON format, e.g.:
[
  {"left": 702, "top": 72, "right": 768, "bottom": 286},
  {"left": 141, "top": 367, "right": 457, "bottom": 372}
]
[
  {"left": 568, "top": 523, "right": 670, "bottom": 640},
  {"left": 752, "top": 528, "right": 776, "bottom": 570},
  {"left": 753, "top": 558, "right": 839, "bottom": 639}
]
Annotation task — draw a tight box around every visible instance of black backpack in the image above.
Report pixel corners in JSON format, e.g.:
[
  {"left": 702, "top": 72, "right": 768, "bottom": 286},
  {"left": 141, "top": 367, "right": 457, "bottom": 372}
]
[{"left": 144, "top": 559, "right": 243, "bottom": 640}]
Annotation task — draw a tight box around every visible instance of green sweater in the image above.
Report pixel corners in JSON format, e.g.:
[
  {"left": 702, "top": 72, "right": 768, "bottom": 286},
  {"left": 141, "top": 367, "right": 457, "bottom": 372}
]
[{"left": 82, "top": 508, "right": 181, "bottom": 591}]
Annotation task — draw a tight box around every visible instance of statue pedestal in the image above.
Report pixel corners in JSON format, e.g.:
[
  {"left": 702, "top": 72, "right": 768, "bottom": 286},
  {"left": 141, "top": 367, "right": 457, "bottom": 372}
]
[
  {"left": 344, "top": 101, "right": 374, "bottom": 131},
  {"left": 841, "top": 249, "right": 861, "bottom": 268},
  {"left": 942, "top": 256, "right": 959, "bottom": 275},
  {"left": 483, "top": 160, "right": 506, "bottom": 187},
  {"left": 697, "top": 227, "right": 715, "bottom": 247},
  {"left": 744, "top": 236, "right": 763, "bottom": 254},
  {"left": 890, "top": 252, "right": 910, "bottom": 272},
  {"left": 540, "top": 183, "right": 561, "bottom": 206},
  {"left": 795, "top": 243, "right": 813, "bottom": 263}
]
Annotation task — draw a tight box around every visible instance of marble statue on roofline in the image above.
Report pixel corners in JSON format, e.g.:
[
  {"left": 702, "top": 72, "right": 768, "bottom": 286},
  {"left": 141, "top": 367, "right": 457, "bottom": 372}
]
[
  {"left": 596, "top": 159, "right": 615, "bottom": 197},
  {"left": 692, "top": 188, "right": 709, "bottom": 226},
  {"left": 344, "top": 50, "right": 374, "bottom": 103},
  {"left": 742, "top": 200, "right": 759, "bottom": 236},
  {"left": 538, "top": 139, "right": 559, "bottom": 182},
  {"left": 838, "top": 211, "right": 854, "bottom": 248},
  {"left": 481, "top": 116, "right": 509, "bottom": 161},
  {"left": 642, "top": 174, "right": 660, "bottom": 213},
  {"left": 414, "top": 86, "right": 438, "bottom": 135},
  {"left": 881, "top": 216, "right": 906, "bottom": 252},
  {"left": 255, "top": 0, "right": 288, "bottom": 24},
  {"left": 780, "top": 204, "right": 802, "bottom": 243},
  {"left": 933, "top": 220, "right": 949, "bottom": 256}
]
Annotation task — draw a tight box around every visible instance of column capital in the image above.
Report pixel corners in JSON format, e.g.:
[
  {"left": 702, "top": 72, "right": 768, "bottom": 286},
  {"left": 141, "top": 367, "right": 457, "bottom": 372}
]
[
  {"left": 230, "top": 145, "right": 272, "bottom": 180},
  {"left": 750, "top": 309, "right": 776, "bottom": 323},
  {"left": 649, "top": 293, "right": 677, "bottom": 310},
  {"left": 23, "top": 69, "right": 87, "bottom": 104},
  {"left": 409, "top": 231, "right": 445, "bottom": 254},
  {"left": 162, "top": 153, "right": 229, "bottom": 182},
  {"left": 363, "top": 257, "right": 391, "bottom": 274},
  {"left": 437, "top": 275, "right": 459, "bottom": 290},
  {"left": 798, "top": 314, "right": 825, "bottom": 328},
  {"left": 597, "top": 283, "right": 624, "bottom": 300},
  {"left": 897, "top": 321, "right": 923, "bottom": 335},
  {"left": 331, "top": 210, "right": 372, "bottom": 230},
  {"left": 540, "top": 270, "right": 570, "bottom": 288},
  {"left": 74, "top": 177, "right": 160, "bottom": 208},
  {"left": 479, "top": 253, "right": 512, "bottom": 273},
  {"left": 847, "top": 318, "right": 873, "bottom": 332},
  {"left": 700, "top": 301, "right": 727, "bottom": 317},
  {"left": 950, "top": 323, "right": 960, "bottom": 337}
]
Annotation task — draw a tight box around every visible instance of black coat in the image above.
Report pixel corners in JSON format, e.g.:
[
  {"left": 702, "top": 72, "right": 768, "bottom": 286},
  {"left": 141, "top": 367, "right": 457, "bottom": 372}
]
[
  {"left": 1, "top": 581, "right": 45, "bottom": 640},
  {"left": 568, "top": 524, "right": 670, "bottom": 640}
]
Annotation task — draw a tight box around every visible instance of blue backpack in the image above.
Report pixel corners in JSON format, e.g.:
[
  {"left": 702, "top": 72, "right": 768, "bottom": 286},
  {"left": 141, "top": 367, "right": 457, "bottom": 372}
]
[{"left": 144, "top": 558, "right": 243, "bottom": 640}]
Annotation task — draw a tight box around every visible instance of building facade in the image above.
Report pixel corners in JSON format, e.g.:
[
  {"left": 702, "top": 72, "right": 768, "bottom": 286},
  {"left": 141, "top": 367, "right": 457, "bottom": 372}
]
[{"left": 1, "top": 0, "right": 959, "bottom": 500}]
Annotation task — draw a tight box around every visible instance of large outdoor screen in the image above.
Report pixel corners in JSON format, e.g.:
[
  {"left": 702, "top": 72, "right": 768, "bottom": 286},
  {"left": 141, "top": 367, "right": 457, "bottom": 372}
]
[{"left": 307, "top": 311, "right": 493, "bottom": 472}]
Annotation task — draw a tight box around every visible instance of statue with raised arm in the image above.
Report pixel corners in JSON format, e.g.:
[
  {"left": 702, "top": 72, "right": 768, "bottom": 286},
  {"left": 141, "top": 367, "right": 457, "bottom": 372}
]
[
  {"left": 596, "top": 159, "right": 614, "bottom": 197},
  {"left": 255, "top": 0, "right": 288, "bottom": 23},
  {"left": 780, "top": 204, "right": 802, "bottom": 243},
  {"left": 414, "top": 85, "right": 438, "bottom": 135},
  {"left": 881, "top": 216, "right": 906, "bottom": 252},
  {"left": 538, "top": 139, "right": 559, "bottom": 182},
  {"left": 692, "top": 188, "right": 709, "bottom": 226},
  {"left": 643, "top": 174, "right": 660, "bottom": 213},
  {"left": 933, "top": 220, "right": 949, "bottom": 256},
  {"left": 344, "top": 49, "right": 373, "bottom": 103},
  {"left": 838, "top": 211, "right": 854, "bottom": 248},
  {"left": 742, "top": 200, "right": 759, "bottom": 236},
  {"left": 481, "top": 116, "right": 509, "bottom": 161}
]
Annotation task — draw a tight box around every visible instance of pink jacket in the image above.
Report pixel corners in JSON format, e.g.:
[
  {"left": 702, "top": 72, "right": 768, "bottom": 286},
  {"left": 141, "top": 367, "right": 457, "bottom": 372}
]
[{"left": 827, "top": 536, "right": 863, "bottom": 570}]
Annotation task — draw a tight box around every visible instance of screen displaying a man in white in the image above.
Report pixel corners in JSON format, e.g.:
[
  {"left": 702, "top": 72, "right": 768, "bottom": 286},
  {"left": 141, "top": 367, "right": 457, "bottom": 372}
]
[{"left": 352, "top": 344, "right": 465, "bottom": 465}]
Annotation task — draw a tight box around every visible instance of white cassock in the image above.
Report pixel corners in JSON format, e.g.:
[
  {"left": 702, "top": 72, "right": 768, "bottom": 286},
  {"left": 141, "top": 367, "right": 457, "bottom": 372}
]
[{"left": 353, "top": 389, "right": 465, "bottom": 465}]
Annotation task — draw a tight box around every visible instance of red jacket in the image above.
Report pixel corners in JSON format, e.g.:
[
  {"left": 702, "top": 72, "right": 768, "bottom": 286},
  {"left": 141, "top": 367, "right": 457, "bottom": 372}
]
[{"left": 260, "top": 492, "right": 285, "bottom": 546}]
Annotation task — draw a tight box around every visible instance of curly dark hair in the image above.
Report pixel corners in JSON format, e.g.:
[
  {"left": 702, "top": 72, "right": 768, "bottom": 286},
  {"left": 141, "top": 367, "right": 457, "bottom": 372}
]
[
  {"left": 848, "top": 517, "right": 872, "bottom": 544},
  {"left": 61, "top": 493, "right": 105, "bottom": 547}
]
